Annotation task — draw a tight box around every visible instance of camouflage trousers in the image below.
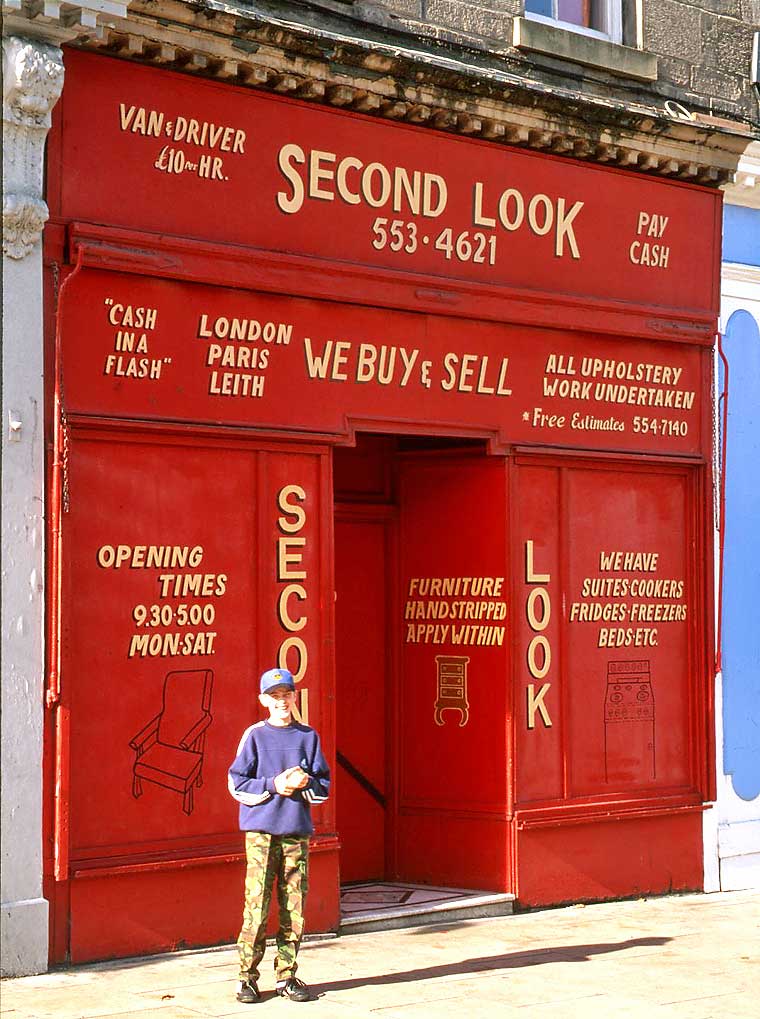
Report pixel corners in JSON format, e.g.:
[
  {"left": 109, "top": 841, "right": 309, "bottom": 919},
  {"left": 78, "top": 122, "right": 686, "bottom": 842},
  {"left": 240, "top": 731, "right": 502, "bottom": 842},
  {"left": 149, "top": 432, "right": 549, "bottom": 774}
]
[{"left": 237, "top": 831, "right": 309, "bottom": 982}]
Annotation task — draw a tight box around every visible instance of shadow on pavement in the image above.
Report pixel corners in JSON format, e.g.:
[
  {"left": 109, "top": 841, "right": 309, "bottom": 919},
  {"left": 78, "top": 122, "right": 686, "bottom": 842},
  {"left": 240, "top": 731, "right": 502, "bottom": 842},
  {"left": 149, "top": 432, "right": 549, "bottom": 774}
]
[{"left": 313, "top": 936, "right": 672, "bottom": 993}]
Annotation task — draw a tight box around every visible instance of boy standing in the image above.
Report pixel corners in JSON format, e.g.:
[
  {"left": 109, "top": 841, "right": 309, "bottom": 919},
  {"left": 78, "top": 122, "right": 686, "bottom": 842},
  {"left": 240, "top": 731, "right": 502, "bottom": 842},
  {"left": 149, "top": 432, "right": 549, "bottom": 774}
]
[{"left": 228, "top": 668, "right": 330, "bottom": 1004}]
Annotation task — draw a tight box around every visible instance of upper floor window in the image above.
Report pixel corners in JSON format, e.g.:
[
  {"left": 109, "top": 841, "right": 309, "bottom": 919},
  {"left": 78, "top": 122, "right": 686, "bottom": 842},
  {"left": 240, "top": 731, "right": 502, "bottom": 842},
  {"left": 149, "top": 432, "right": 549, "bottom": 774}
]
[{"left": 524, "top": 1, "right": 623, "bottom": 44}]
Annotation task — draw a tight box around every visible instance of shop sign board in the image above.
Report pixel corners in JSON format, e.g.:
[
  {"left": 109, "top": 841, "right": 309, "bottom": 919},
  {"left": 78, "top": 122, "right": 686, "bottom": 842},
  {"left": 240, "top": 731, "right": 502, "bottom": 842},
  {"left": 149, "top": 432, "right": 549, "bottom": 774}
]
[
  {"left": 54, "top": 50, "right": 720, "bottom": 320},
  {"left": 62, "top": 269, "right": 704, "bottom": 456}
]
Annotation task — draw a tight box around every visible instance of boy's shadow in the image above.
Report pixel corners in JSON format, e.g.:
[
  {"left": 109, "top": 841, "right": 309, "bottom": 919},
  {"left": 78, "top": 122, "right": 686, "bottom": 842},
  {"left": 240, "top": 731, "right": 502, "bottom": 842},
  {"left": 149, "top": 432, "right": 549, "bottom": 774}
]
[{"left": 312, "top": 937, "right": 671, "bottom": 994}]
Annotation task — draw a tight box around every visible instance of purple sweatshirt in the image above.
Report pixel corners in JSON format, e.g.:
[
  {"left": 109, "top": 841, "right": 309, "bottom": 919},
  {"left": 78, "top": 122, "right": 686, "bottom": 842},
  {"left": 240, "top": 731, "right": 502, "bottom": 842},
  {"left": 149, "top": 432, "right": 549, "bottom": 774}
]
[{"left": 228, "top": 720, "right": 330, "bottom": 836}]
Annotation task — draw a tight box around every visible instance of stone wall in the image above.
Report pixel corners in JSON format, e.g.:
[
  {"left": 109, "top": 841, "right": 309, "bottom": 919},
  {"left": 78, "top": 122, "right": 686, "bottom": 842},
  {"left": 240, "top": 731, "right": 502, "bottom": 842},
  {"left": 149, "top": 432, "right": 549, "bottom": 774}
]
[{"left": 370, "top": 0, "right": 760, "bottom": 126}]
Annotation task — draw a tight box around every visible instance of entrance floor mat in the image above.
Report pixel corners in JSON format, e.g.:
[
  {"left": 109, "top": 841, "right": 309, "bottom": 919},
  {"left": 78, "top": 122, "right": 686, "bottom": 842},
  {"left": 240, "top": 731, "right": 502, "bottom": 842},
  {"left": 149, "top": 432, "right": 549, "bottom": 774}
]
[{"left": 339, "top": 881, "right": 514, "bottom": 934}]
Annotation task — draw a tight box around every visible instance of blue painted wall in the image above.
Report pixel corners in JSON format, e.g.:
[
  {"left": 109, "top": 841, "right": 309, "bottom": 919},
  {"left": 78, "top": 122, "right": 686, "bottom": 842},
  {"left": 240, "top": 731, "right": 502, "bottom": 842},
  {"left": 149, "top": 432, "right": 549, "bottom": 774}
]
[
  {"left": 721, "top": 200, "right": 760, "bottom": 800},
  {"left": 723, "top": 205, "right": 760, "bottom": 266},
  {"left": 721, "top": 310, "right": 760, "bottom": 800}
]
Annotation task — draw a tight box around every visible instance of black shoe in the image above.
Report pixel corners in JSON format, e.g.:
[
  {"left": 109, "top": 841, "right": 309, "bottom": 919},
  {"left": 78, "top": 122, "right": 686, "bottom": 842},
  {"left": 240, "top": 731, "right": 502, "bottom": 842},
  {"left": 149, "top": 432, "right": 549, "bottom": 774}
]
[
  {"left": 276, "top": 977, "right": 313, "bottom": 1002},
  {"left": 237, "top": 979, "right": 261, "bottom": 1004}
]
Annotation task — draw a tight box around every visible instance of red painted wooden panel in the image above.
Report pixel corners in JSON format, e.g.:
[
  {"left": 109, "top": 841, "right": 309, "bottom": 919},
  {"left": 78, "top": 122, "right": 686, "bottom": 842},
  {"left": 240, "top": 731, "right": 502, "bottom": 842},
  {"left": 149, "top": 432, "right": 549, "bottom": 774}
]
[
  {"left": 513, "top": 464, "right": 564, "bottom": 804},
  {"left": 68, "top": 843, "right": 339, "bottom": 963},
  {"left": 513, "top": 460, "right": 697, "bottom": 810},
  {"left": 62, "top": 435, "right": 259, "bottom": 854},
  {"left": 397, "top": 814, "right": 509, "bottom": 890},
  {"left": 59, "top": 432, "right": 337, "bottom": 960},
  {"left": 563, "top": 467, "right": 692, "bottom": 796},
  {"left": 69, "top": 865, "right": 243, "bottom": 963},
  {"left": 516, "top": 812, "right": 703, "bottom": 906}
]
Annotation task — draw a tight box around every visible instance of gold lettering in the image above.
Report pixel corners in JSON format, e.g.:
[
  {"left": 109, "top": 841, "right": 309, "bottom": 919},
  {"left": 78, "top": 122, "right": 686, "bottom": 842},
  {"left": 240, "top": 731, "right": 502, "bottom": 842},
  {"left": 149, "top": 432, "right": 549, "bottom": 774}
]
[
  {"left": 278, "top": 583, "right": 307, "bottom": 631},
  {"left": 526, "top": 540, "right": 550, "bottom": 583},
  {"left": 527, "top": 587, "right": 551, "bottom": 631},
  {"left": 278, "top": 537, "right": 306, "bottom": 581},
  {"left": 527, "top": 635, "right": 551, "bottom": 679},
  {"left": 278, "top": 636, "right": 308, "bottom": 682},
  {"left": 278, "top": 485, "right": 307, "bottom": 533},
  {"left": 527, "top": 683, "right": 553, "bottom": 728}
]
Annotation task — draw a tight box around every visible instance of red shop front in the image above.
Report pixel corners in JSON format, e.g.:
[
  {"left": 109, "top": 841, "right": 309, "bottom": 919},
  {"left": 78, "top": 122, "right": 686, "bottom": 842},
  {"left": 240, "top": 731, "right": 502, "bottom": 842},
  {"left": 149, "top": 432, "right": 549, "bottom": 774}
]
[{"left": 43, "top": 49, "right": 718, "bottom": 963}]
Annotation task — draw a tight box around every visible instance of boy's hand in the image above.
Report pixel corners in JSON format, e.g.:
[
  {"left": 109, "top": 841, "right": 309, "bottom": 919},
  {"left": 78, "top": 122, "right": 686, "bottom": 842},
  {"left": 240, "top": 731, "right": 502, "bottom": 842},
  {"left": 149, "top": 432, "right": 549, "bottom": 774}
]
[
  {"left": 286, "top": 766, "right": 310, "bottom": 791},
  {"left": 274, "top": 768, "right": 299, "bottom": 796},
  {"left": 274, "top": 767, "right": 309, "bottom": 796}
]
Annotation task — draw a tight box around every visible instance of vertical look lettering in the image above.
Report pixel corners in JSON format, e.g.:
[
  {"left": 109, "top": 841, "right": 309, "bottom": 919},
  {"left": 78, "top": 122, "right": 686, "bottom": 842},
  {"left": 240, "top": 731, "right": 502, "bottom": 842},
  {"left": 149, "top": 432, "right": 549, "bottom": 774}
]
[
  {"left": 276, "top": 485, "right": 309, "bottom": 722},
  {"left": 525, "top": 540, "right": 553, "bottom": 729}
]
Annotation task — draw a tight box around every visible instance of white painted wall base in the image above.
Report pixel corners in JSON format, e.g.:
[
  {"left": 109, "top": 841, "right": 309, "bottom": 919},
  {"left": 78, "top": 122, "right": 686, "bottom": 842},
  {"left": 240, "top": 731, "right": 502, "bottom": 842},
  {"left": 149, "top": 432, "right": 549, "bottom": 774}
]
[
  {"left": 705, "top": 667, "right": 760, "bottom": 893},
  {"left": 720, "top": 849, "right": 760, "bottom": 891},
  {"left": 719, "top": 817, "right": 760, "bottom": 890},
  {"left": 702, "top": 806, "right": 720, "bottom": 893},
  {"left": 0, "top": 898, "right": 49, "bottom": 978}
]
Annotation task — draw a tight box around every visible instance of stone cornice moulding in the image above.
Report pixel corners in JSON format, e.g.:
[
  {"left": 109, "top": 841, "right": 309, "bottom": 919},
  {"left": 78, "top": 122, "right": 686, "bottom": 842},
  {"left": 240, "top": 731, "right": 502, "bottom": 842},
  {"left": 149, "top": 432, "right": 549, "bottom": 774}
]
[
  {"left": 1, "top": 0, "right": 754, "bottom": 186},
  {"left": 1, "top": 0, "right": 128, "bottom": 46},
  {"left": 722, "top": 142, "right": 760, "bottom": 210},
  {"left": 3, "top": 36, "right": 65, "bottom": 259}
]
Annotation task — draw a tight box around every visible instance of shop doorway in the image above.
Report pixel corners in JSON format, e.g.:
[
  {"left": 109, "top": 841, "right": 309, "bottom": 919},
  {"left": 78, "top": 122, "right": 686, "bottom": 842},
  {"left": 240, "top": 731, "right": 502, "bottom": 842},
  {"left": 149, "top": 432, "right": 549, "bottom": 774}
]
[
  {"left": 334, "top": 435, "right": 512, "bottom": 900},
  {"left": 334, "top": 436, "right": 395, "bottom": 884},
  {"left": 334, "top": 508, "right": 391, "bottom": 882}
]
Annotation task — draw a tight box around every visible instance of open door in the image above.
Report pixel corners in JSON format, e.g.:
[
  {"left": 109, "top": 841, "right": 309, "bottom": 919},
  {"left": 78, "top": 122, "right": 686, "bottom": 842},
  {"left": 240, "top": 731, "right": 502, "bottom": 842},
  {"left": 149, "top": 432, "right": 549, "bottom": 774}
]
[{"left": 394, "top": 451, "right": 511, "bottom": 890}]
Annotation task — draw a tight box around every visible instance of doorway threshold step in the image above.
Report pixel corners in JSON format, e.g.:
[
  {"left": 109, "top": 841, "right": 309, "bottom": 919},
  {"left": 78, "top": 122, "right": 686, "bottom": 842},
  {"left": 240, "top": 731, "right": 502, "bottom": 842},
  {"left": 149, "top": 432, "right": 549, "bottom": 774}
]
[{"left": 339, "top": 882, "right": 515, "bottom": 935}]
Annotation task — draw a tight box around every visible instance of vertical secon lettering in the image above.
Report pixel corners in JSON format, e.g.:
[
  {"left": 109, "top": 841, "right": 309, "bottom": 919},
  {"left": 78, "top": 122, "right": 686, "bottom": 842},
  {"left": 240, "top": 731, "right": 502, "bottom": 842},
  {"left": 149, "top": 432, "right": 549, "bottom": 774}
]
[{"left": 275, "top": 484, "right": 309, "bottom": 722}]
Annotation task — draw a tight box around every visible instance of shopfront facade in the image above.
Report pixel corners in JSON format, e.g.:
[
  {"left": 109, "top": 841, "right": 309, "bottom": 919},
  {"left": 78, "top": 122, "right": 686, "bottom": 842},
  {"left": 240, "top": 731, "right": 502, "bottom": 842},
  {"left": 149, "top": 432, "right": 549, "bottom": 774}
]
[
  {"left": 34, "top": 44, "right": 723, "bottom": 964},
  {"left": 6, "top": 0, "right": 760, "bottom": 978}
]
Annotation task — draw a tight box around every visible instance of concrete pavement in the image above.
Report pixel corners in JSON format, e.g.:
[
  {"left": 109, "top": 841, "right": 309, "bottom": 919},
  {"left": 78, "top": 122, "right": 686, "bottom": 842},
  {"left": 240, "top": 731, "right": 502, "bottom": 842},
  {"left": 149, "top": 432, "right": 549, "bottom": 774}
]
[{"left": 2, "top": 890, "right": 759, "bottom": 1019}]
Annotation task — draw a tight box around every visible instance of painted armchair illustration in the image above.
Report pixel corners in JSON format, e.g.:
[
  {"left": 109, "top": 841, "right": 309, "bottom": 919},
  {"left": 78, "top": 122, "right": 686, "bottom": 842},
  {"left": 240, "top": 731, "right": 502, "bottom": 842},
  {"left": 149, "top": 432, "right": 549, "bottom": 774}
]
[{"left": 129, "top": 669, "right": 214, "bottom": 816}]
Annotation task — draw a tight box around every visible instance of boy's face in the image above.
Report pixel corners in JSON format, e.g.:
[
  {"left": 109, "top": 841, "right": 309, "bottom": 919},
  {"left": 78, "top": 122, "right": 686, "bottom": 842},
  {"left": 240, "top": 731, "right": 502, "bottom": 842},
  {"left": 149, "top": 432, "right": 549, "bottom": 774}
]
[{"left": 259, "top": 685, "right": 296, "bottom": 726}]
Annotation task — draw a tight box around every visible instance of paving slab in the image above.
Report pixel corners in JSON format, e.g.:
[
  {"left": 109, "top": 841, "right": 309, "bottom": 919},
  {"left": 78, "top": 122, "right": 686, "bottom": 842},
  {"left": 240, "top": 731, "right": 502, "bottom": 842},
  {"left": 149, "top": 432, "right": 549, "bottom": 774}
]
[{"left": 2, "top": 891, "right": 759, "bottom": 1019}]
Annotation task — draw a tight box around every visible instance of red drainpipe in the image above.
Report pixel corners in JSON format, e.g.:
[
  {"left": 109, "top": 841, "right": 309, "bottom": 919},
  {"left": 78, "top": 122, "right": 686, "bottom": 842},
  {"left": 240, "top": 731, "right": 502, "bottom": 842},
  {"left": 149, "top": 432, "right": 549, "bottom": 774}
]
[{"left": 48, "top": 243, "right": 83, "bottom": 882}]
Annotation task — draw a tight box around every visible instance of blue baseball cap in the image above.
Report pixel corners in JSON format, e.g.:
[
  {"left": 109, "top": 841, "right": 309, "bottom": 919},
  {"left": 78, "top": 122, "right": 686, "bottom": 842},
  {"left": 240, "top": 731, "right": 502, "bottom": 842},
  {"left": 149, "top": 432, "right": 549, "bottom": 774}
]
[{"left": 260, "top": 668, "right": 296, "bottom": 695}]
